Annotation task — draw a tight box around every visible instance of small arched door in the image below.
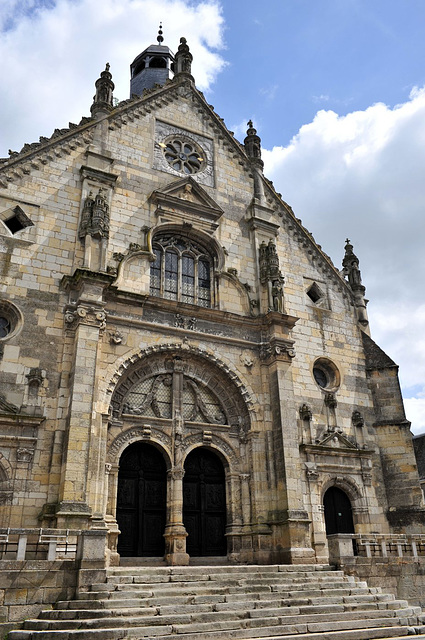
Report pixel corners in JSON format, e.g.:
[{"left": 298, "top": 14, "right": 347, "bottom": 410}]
[
  {"left": 183, "top": 448, "right": 227, "bottom": 556},
  {"left": 323, "top": 486, "right": 355, "bottom": 535},
  {"left": 116, "top": 442, "right": 167, "bottom": 557}
]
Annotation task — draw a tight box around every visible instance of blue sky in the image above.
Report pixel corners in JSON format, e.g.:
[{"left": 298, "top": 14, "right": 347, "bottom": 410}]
[{"left": 1, "top": 0, "right": 424, "bottom": 431}]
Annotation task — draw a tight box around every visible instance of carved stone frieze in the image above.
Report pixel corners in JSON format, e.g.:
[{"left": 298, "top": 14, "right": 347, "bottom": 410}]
[{"left": 174, "top": 314, "right": 197, "bottom": 330}]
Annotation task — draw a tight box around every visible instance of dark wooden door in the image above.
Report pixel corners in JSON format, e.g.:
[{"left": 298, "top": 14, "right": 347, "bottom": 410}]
[
  {"left": 183, "top": 448, "right": 226, "bottom": 556},
  {"left": 324, "top": 486, "right": 355, "bottom": 535},
  {"left": 117, "top": 442, "right": 166, "bottom": 556}
]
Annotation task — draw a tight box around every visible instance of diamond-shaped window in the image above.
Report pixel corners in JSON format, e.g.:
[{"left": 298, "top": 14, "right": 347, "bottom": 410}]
[
  {"left": 2, "top": 206, "right": 33, "bottom": 235},
  {"left": 307, "top": 282, "right": 324, "bottom": 304}
]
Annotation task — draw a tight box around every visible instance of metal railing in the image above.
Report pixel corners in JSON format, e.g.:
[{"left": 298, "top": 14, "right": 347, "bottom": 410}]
[{"left": 0, "top": 528, "right": 80, "bottom": 561}]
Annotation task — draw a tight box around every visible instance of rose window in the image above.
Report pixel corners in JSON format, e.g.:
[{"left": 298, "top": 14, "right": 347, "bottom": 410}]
[{"left": 163, "top": 138, "right": 204, "bottom": 175}]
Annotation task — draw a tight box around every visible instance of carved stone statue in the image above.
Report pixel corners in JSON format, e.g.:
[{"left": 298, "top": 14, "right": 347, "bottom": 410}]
[
  {"left": 244, "top": 120, "right": 263, "bottom": 162},
  {"left": 79, "top": 188, "right": 110, "bottom": 239},
  {"left": 259, "top": 239, "right": 285, "bottom": 312}
]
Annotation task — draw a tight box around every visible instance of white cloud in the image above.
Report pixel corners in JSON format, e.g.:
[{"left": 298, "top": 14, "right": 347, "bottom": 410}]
[
  {"left": 0, "top": 0, "right": 225, "bottom": 156},
  {"left": 405, "top": 398, "right": 425, "bottom": 436},
  {"left": 263, "top": 89, "right": 425, "bottom": 434}
]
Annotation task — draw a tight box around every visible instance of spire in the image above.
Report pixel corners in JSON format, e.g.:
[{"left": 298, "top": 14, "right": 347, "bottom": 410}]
[
  {"left": 130, "top": 26, "right": 174, "bottom": 97},
  {"left": 342, "top": 239, "right": 370, "bottom": 332},
  {"left": 91, "top": 63, "right": 114, "bottom": 119},
  {"left": 174, "top": 37, "right": 194, "bottom": 83},
  {"left": 342, "top": 239, "right": 364, "bottom": 293},
  {"left": 244, "top": 120, "right": 265, "bottom": 202},
  {"left": 244, "top": 120, "right": 263, "bottom": 168}
]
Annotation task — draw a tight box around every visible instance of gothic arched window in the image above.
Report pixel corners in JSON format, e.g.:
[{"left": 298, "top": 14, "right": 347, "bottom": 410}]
[{"left": 150, "top": 234, "right": 213, "bottom": 307}]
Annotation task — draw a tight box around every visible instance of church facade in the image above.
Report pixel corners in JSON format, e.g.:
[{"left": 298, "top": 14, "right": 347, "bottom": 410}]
[{"left": 0, "top": 33, "right": 423, "bottom": 568}]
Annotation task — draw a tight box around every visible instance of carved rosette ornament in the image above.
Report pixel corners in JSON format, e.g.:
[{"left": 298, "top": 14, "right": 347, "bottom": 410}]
[{"left": 64, "top": 305, "right": 107, "bottom": 330}]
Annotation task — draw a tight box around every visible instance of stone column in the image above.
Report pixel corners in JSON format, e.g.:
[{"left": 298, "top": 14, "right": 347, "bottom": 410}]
[
  {"left": 56, "top": 273, "right": 111, "bottom": 529},
  {"left": 164, "top": 467, "right": 189, "bottom": 565},
  {"left": 261, "top": 312, "right": 315, "bottom": 564}
]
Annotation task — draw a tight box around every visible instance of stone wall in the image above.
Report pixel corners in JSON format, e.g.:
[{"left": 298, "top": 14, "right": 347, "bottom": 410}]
[
  {"left": 341, "top": 556, "right": 425, "bottom": 609},
  {"left": 0, "top": 560, "right": 78, "bottom": 638}
]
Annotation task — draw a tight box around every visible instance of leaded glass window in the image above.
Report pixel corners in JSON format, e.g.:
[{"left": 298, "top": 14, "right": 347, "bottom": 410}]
[{"left": 150, "top": 234, "right": 213, "bottom": 307}]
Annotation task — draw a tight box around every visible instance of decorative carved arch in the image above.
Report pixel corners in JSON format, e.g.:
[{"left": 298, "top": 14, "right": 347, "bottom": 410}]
[
  {"left": 150, "top": 222, "right": 226, "bottom": 271},
  {"left": 107, "top": 425, "right": 172, "bottom": 467},
  {"left": 107, "top": 343, "right": 255, "bottom": 430},
  {"left": 182, "top": 433, "right": 240, "bottom": 471},
  {"left": 321, "top": 475, "right": 367, "bottom": 513}
]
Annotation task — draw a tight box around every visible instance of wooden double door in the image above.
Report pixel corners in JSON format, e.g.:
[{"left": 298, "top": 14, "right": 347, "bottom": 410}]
[{"left": 116, "top": 443, "right": 227, "bottom": 557}]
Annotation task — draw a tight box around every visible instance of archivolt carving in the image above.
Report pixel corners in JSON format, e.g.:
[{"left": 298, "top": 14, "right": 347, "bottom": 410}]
[
  {"left": 321, "top": 475, "right": 364, "bottom": 506},
  {"left": 108, "top": 344, "right": 254, "bottom": 431},
  {"left": 182, "top": 433, "right": 239, "bottom": 468},
  {"left": 107, "top": 425, "right": 172, "bottom": 465}
]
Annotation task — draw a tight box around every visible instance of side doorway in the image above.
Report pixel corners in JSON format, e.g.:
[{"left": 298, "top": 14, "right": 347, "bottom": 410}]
[
  {"left": 116, "top": 442, "right": 167, "bottom": 557},
  {"left": 183, "top": 447, "right": 227, "bottom": 556},
  {"left": 323, "top": 486, "right": 355, "bottom": 535}
]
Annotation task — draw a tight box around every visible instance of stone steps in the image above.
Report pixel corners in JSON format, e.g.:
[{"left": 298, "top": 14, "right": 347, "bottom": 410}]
[{"left": 8, "top": 564, "right": 425, "bottom": 640}]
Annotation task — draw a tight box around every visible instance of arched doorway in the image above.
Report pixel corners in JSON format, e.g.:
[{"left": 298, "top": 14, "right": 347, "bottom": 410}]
[
  {"left": 116, "top": 442, "right": 167, "bottom": 557},
  {"left": 183, "top": 448, "right": 227, "bottom": 556},
  {"left": 323, "top": 486, "right": 355, "bottom": 535}
]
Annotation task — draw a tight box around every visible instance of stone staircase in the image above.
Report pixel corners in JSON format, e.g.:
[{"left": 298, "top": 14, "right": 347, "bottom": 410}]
[{"left": 8, "top": 564, "right": 425, "bottom": 640}]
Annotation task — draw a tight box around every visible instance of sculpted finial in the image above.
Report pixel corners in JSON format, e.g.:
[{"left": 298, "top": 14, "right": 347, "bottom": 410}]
[{"left": 157, "top": 22, "right": 164, "bottom": 44}]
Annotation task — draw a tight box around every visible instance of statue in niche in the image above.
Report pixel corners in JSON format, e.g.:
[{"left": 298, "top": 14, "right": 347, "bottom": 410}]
[
  {"left": 272, "top": 279, "right": 284, "bottom": 312},
  {"left": 259, "top": 239, "right": 285, "bottom": 312}
]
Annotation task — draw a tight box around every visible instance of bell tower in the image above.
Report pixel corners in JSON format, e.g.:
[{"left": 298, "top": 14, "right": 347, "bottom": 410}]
[{"left": 130, "top": 24, "right": 174, "bottom": 97}]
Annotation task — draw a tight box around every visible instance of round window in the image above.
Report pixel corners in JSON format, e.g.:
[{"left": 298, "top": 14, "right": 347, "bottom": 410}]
[
  {"left": 163, "top": 137, "right": 205, "bottom": 175},
  {"left": 312, "top": 358, "right": 340, "bottom": 391},
  {"left": 0, "top": 300, "right": 23, "bottom": 340}
]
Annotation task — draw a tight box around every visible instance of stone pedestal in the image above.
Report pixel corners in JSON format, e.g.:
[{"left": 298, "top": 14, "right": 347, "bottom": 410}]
[
  {"left": 164, "top": 524, "right": 189, "bottom": 565},
  {"left": 327, "top": 533, "right": 355, "bottom": 565},
  {"left": 281, "top": 510, "right": 316, "bottom": 564}
]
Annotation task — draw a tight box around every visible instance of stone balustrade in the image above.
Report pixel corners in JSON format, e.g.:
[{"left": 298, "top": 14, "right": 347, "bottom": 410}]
[{"left": 328, "top": 532, "right": 425, "bottom": 564}]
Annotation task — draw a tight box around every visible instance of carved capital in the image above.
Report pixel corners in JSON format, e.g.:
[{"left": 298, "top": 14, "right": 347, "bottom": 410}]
[
  {"left": 168, "top": 467, "right": 185, "bottom": 481},
  {"left": 17, "top": 447, "right": 34, "bottom": 463},
  {"left": 260, "top": 338, "right": 295, "bottom": 363},
  {"left": 324, "top": 392, "right": 337, "bottom": 408},
  {"left": 299, "top": 404, "right": 312, "bottom": 421},
  {"left": 352, "top": 410, "right": 364, "bottom": 428},
  {"left": 305, "top": 461, "right": 319, "bottom": 481},
  {"left": 64, "top": 305, "right": 107, "bottom": 330}
]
